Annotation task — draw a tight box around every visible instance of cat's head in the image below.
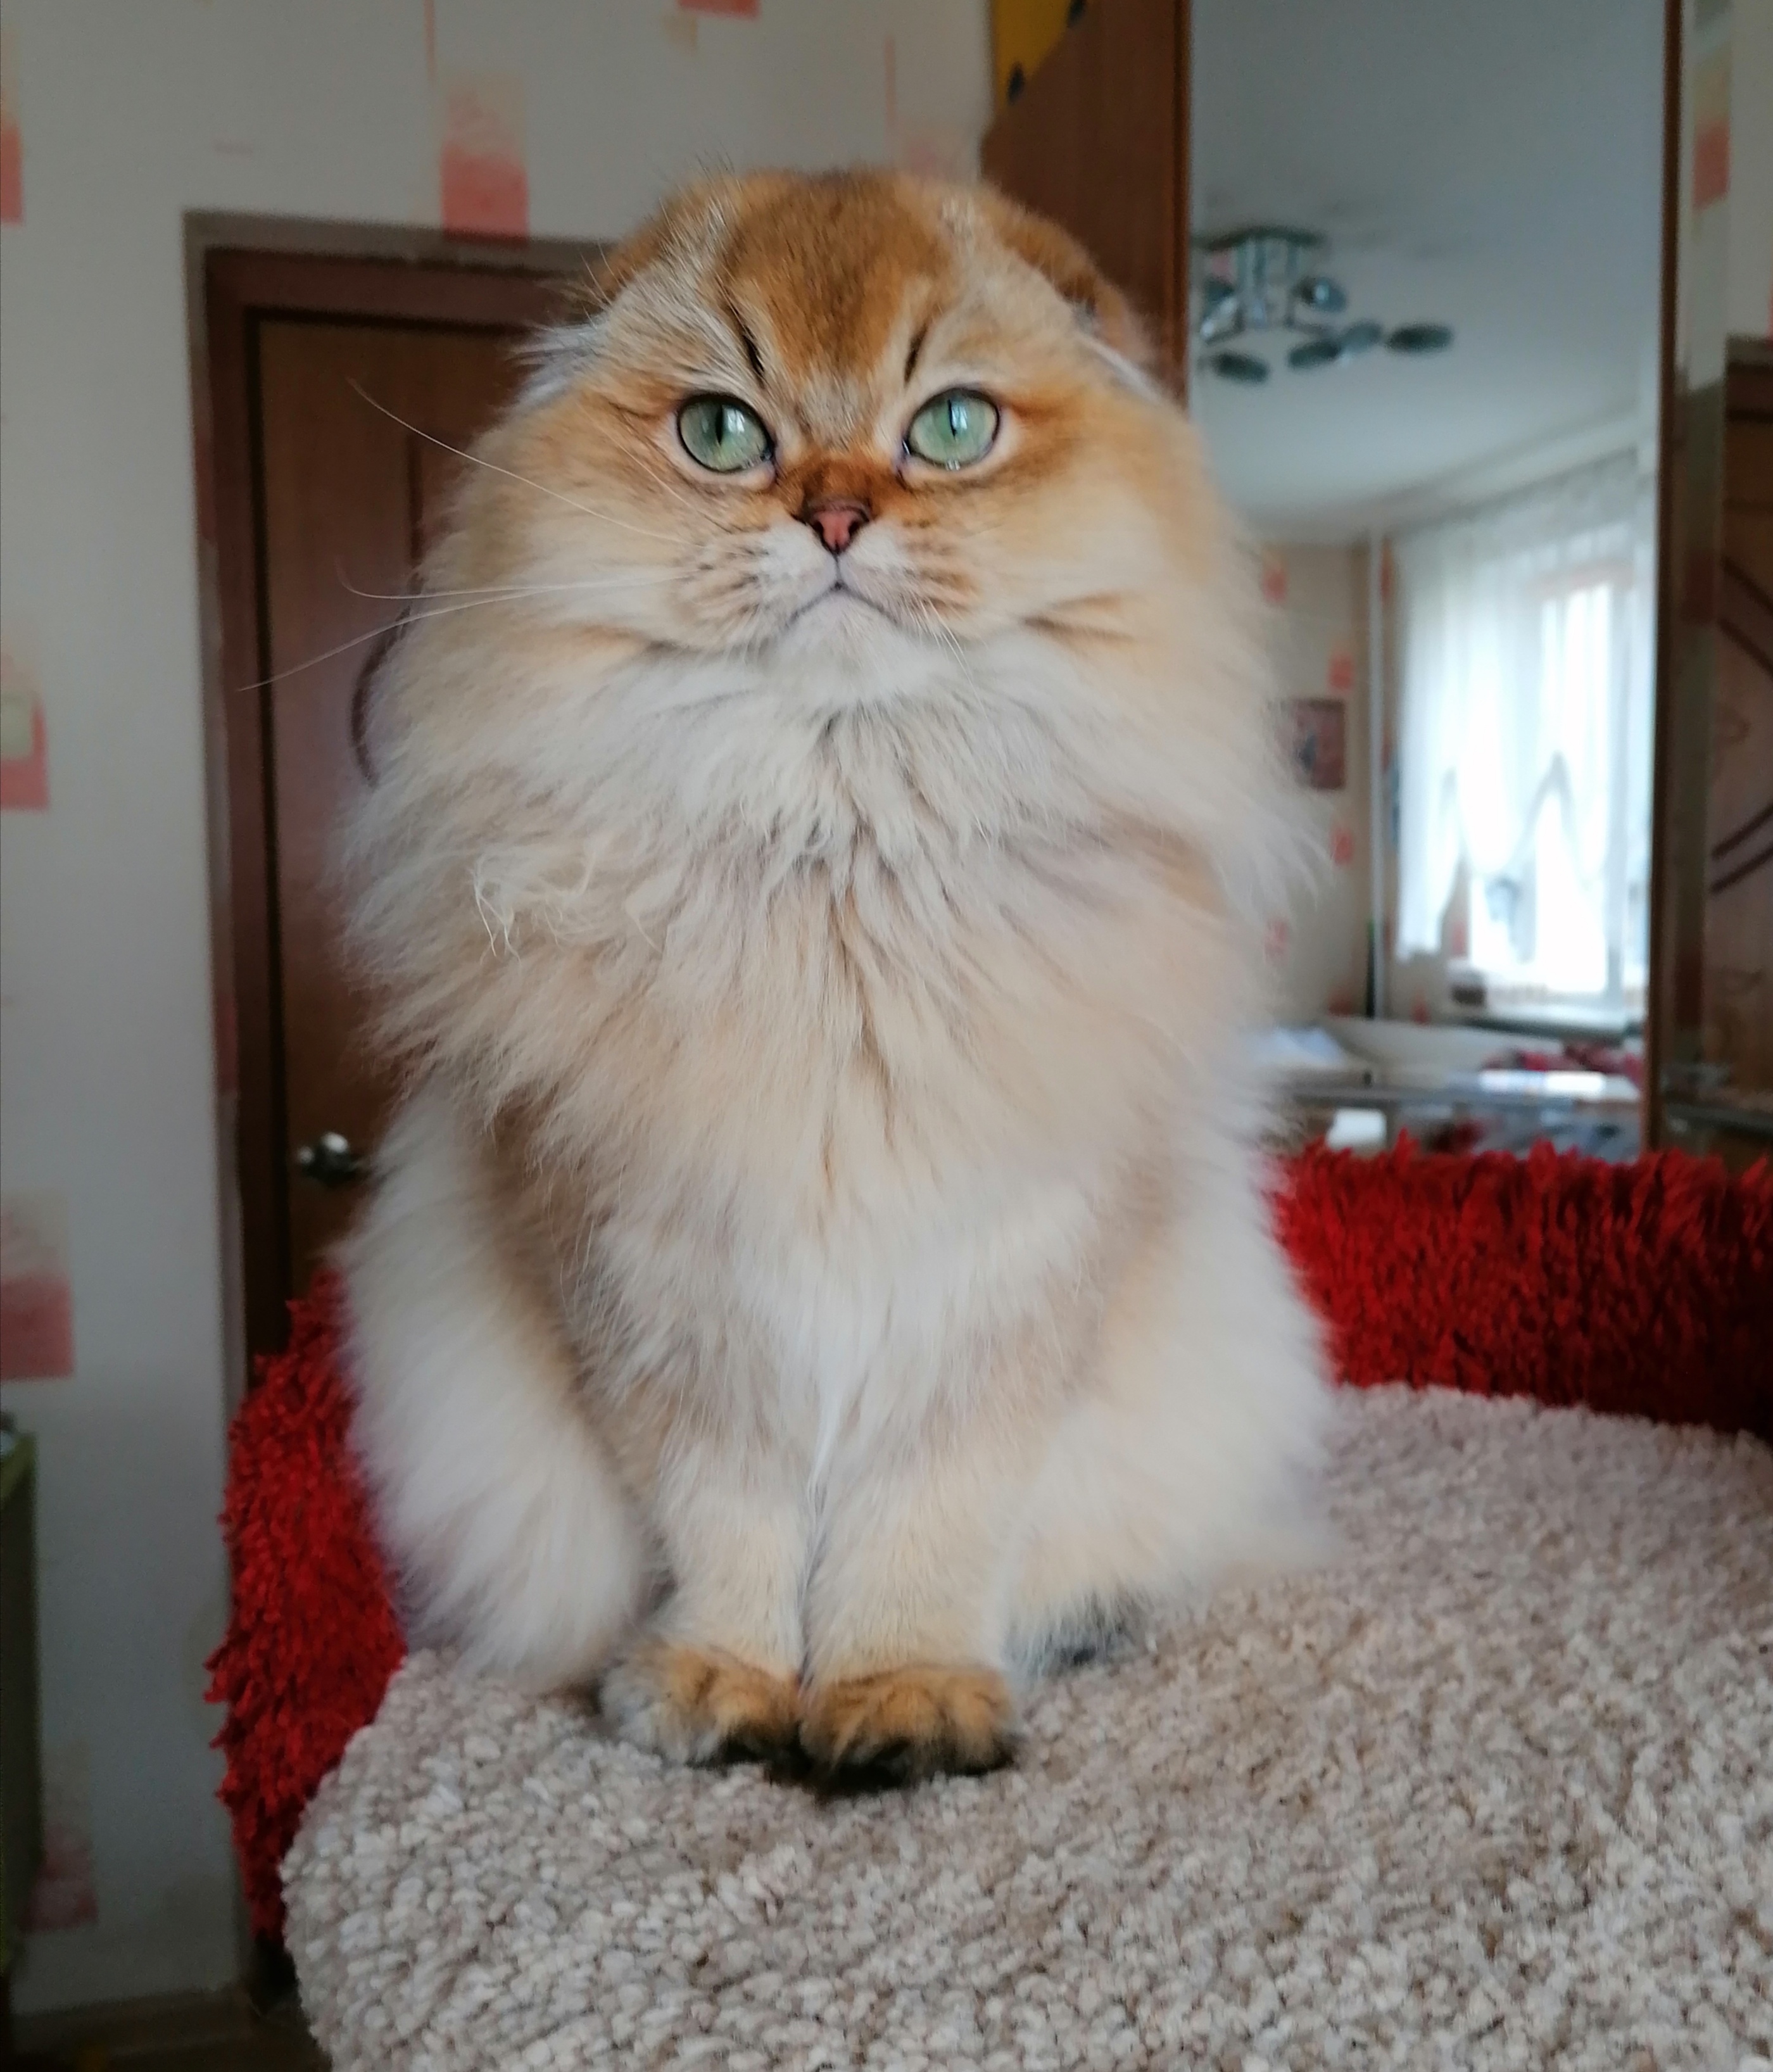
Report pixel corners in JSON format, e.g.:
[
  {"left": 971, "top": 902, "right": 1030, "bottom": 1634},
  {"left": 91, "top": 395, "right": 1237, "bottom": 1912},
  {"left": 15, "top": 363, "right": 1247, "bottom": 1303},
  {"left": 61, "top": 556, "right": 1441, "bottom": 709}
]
[
  {"left": 452, "top": 172, "right": 1212, "bottom": 671},
  {"left": 357, "top": 175, "right": 1294, "bottom": 1043}
]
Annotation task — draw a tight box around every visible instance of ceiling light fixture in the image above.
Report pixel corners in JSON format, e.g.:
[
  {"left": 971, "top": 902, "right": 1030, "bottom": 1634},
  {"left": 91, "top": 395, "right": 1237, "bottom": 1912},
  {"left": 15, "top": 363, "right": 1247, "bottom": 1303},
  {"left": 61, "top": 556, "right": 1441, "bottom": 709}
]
[
  {"left": 1192, "top": 227, "right": 1454, "bottom": 385},
  {"left": 1385, "top": 322, "right": 1456, "bottom": 356}
]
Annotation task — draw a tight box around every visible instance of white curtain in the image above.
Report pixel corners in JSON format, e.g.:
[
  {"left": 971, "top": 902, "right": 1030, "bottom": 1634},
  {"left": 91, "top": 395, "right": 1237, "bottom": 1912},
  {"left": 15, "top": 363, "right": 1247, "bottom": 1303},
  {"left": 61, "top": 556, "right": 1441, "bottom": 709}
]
[{"left": 1394, "top": 453, "right": 1655, "bottom": 1004}]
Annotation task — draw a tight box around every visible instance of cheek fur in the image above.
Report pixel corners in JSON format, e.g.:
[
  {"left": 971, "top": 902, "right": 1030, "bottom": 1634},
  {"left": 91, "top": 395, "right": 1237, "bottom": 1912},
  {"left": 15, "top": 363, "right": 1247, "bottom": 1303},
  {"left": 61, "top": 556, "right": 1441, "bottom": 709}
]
[
  {"left": 842, "top": 511, "right": 980, "bottom": 623},
  {"left": 675, "top": 520, "right": 835, "bottom": 644}
]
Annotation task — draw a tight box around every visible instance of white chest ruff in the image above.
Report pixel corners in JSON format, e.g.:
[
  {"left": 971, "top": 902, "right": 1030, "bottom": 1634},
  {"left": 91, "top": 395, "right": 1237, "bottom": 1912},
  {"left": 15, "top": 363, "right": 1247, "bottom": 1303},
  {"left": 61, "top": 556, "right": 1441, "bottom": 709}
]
[{"left": 749, "top": 1175, "right": 1096, "bottom": 1481}]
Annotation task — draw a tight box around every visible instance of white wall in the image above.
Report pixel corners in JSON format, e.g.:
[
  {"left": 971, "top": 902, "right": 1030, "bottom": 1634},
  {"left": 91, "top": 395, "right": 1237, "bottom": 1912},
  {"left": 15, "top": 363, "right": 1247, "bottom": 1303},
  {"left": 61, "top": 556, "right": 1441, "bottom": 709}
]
[{"left": 0, "top": 0, "right": 988, "bottom": 2012}]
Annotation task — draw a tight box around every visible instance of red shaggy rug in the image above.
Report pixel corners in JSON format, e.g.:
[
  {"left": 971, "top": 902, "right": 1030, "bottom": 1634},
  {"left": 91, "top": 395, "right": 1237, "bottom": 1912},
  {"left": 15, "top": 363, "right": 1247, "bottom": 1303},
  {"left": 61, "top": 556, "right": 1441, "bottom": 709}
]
[{"left": 207, "top": 1144, "right": 1772, "bottom": 1943}]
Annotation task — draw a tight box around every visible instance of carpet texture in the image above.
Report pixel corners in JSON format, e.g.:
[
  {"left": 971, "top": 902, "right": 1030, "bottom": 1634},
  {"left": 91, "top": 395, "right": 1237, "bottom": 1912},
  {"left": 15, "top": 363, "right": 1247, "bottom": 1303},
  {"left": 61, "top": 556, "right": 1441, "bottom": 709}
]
[
  {"left": 284, "top": 1387, "right": 1773, "bottom": 2071},
  {"left": 212, "top": 1146, "right": 1773, "bottom": 1945}
]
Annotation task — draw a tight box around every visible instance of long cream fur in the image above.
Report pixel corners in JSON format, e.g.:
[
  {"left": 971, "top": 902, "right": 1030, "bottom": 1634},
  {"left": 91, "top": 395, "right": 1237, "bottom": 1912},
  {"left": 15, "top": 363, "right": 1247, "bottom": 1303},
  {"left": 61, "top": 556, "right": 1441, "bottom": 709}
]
[{"left": 340, "top": 172, "right": 1328, "bottom": 1772}]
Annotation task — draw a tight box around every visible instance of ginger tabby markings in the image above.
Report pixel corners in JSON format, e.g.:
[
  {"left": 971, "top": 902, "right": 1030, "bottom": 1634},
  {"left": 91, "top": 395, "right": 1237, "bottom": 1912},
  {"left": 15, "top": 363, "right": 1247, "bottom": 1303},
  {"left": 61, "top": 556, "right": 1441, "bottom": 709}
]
[{"left": 340, "top": 171, "right": 1327, "bottom": 1782}]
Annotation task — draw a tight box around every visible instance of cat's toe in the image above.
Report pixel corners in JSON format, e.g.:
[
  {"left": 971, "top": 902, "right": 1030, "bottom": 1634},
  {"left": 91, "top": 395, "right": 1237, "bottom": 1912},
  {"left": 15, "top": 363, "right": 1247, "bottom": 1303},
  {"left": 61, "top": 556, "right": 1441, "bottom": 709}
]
[
  {"left": 800, "top": 1664, "right": 1018, "bottom": 1782},
  {"left": 599, "top": 1638, "right": 801, "bottom": 1765}
]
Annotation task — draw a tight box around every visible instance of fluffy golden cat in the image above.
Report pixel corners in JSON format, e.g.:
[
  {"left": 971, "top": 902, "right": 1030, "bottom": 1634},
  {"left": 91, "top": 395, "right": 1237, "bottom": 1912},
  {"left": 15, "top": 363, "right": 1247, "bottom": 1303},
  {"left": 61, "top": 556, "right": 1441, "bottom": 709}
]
[{"left": 342, "top": 170, "right": 1327, "bottom": 1779}]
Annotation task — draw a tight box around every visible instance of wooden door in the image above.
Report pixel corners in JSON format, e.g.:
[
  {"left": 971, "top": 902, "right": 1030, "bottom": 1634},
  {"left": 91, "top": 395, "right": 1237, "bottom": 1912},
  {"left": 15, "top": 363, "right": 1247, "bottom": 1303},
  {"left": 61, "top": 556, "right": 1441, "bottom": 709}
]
[
  {"left": 257, "top": 321, "right": 524, "bottom": 1295},
  {"left": 982, "top": 0, "right": 1190, "bottom": 386},
  {"left": 206, "top": 251, "right": 572, "bottom": 1359}
]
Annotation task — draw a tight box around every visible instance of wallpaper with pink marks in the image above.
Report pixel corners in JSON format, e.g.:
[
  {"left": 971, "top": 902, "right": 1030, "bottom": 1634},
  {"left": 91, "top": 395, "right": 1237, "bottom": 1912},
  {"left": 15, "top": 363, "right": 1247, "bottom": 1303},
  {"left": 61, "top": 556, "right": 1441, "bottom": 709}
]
[
  {"left": 1, "top": 643, "right": 49, "bottom": 811},
  {"left": 1261, "top": 542, "right": 1375, "bottom": 1021},
  {"left": 438, "top": 71, "right": 528, "bottom": 239},
  {"left": 0, "top": 27, "right": 21, "bottom": 224},
  {"left": 0, "top": 1191, "right": 73, "bottom": 1381},
  {"left": 25, "top": 1743, "right": 98, "bottom": 1933},
  {"left": 1693, "top": 47, "right": 1731, "bottom": 213}
]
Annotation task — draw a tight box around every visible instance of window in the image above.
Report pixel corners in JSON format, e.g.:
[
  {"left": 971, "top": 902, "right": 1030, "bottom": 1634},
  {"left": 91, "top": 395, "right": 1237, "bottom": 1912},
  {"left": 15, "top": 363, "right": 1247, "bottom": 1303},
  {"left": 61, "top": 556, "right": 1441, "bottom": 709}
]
[{"left": 1394, "top": 454, "right": 1655, "bottom": 1008}]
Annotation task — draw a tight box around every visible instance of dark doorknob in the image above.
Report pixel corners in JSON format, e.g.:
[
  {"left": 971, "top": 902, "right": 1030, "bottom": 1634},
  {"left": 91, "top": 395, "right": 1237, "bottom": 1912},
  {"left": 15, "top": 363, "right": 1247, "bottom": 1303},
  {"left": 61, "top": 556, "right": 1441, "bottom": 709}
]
[{"left": 295, "top": 1131, "right": 367, "bottom": 1188}]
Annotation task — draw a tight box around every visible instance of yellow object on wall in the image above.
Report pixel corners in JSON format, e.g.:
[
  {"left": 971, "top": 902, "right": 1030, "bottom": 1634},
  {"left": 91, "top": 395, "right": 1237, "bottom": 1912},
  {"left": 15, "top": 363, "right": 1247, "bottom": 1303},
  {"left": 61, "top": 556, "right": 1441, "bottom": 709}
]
[{"left": 991, "top": 0, "right": 1080, "bottom": 111}]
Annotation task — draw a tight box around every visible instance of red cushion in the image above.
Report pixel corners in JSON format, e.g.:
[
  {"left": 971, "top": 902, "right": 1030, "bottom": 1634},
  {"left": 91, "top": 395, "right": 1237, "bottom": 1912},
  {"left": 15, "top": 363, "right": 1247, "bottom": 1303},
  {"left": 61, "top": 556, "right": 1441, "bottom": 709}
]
[{"left": 206, "top": 1272, "right": 403, "bottom": 1945}]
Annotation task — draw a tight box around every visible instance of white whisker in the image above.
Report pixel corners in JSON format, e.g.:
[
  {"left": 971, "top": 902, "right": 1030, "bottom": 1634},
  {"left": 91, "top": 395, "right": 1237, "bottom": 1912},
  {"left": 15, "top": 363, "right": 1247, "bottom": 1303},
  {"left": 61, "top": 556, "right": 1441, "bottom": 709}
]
[
  {"left": 333, "top": 565, "right": 676, "bottom": 606},
  {"left": 912, "top": 596, "right": 976, "bottom": 678},
  {"left": 626, "top": 450, "right": 717, "bottom": 523},
  {"left": 228, "top": 596, "right": 534, "bottom": 698},
  {"left": 346, "top": 381, "right": 684, "bottom": 547},
  {"left": 230, "top": 587, "right": 659, "bottom": 700}
]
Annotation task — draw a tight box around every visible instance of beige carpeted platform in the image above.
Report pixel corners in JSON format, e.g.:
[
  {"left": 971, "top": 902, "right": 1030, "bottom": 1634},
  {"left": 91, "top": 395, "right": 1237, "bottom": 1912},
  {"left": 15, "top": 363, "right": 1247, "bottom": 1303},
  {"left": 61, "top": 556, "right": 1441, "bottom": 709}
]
[{"left": 286, "top": 1389, "right": 1773, "bottom": 2070}]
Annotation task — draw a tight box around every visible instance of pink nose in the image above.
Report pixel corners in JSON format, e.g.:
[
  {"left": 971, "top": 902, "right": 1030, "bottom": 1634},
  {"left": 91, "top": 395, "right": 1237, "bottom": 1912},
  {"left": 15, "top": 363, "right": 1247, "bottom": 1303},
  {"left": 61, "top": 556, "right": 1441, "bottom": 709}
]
[{"left": 804, "top": 499, "right": 870, "bottom": 555}]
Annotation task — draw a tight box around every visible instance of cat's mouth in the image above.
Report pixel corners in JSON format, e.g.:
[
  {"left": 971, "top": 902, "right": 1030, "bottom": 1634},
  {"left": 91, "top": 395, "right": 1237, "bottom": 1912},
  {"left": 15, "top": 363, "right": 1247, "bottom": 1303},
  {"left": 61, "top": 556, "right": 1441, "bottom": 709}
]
[{"left": 783, "top": 575, "right": 892, "bottom": 633}]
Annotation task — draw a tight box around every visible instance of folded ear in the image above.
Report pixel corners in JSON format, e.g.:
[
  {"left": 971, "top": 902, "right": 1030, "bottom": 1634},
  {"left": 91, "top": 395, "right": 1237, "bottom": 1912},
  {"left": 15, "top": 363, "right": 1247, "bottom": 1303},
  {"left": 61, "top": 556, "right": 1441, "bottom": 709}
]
[
  {"left": 527, "top": 178, "right": 750, "bottom": 403},
  {"left": 975, "top": 187, "right": 1154, "bottom": 370},
  {"left": 555, "top": 169, "right": 783, "bottom": 327},
  {"left": 562, "top": 186, "right": 706, "bottom": 319}
]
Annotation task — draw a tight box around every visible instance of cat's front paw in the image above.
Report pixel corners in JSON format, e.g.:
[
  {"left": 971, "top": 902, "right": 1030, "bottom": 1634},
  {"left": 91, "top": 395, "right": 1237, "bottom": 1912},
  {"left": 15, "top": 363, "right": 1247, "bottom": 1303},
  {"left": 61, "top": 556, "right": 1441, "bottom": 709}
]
[
  {"left": 600, "top": 1638, "right": 801, "bottom": 1765},
  {"left": 800, "top": 1664, "right": 1018, "bottom": 1782}
]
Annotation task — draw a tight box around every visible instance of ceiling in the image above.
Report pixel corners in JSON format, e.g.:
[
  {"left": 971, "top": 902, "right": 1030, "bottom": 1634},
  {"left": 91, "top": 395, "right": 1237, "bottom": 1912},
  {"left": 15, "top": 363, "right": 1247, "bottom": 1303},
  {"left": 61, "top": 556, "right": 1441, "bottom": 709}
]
[{"left": 1188, "top": 0, "right": 1665, "bottom": 539}]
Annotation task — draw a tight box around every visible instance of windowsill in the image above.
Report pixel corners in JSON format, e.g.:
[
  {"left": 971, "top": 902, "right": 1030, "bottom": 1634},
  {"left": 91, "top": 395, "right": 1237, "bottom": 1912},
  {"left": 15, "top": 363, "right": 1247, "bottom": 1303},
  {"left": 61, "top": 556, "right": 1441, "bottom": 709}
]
[{"left": 1450, "top": 1000, "right": 1642, "bottom": 1043}]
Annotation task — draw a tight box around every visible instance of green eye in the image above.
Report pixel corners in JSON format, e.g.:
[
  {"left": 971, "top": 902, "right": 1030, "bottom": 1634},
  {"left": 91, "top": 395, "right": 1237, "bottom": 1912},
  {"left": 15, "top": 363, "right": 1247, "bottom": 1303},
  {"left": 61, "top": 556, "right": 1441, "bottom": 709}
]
[
  {"left": 677, "top": 395, "right": 771, "bottom": 474},
  {"left": 905, "top": 389, "right": 999, "bottom": 469}
]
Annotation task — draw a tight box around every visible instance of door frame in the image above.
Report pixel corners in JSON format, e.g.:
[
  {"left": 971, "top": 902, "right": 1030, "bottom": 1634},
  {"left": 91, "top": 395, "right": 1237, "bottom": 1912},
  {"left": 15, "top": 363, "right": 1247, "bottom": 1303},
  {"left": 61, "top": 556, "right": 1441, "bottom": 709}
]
[{"left": 192, "top": 222, "right": 599, "bottom": 1374}]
